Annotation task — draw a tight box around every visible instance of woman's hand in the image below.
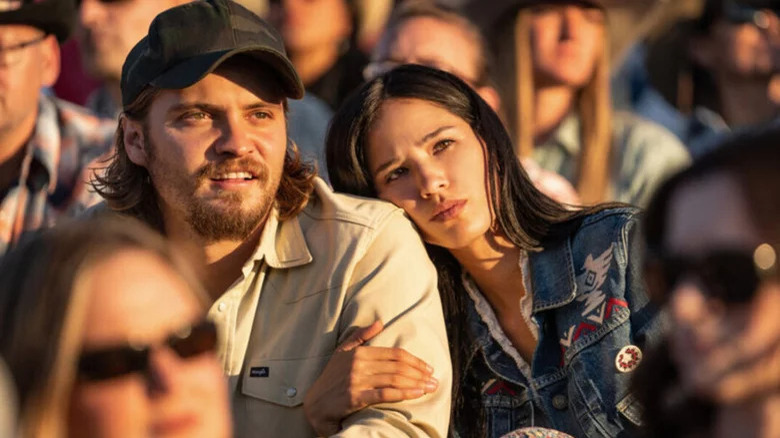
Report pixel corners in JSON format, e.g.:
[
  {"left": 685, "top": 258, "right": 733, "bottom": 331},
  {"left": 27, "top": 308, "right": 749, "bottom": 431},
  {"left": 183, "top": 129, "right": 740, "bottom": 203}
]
[{"left": 303, "top": 321, "right": 438, "bottom": 436}]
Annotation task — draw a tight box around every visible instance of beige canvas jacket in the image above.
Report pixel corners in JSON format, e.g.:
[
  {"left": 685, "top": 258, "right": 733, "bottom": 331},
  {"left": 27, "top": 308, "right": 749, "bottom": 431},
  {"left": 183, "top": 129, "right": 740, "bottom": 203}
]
[{"left": 208, "top": 178, "right": 452, "bottom": 437}]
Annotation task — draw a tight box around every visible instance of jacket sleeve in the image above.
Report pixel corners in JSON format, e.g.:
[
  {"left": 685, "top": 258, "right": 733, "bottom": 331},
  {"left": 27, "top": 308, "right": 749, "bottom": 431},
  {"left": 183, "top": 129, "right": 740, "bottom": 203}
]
[
  {"left": 332, "top": 210, "right": 453, "bottom": 437},
  {"left": 622, "top": 215, "right": 665, "bottom": 353}
]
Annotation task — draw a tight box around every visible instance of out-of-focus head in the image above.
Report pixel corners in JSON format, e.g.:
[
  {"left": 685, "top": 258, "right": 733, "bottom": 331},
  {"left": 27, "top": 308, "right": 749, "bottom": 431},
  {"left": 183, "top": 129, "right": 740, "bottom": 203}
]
[
  {"left": 0, "top": 216, "right": 232, "bottom": 438},
  {"left": 690, "top": 0, "right": 780, "bottom": 79},
  {"left": 0, "top": 0, "right": 73, "bottom": 142},
  {"left": 77, "top": 0, "right": 189, "bottom": 83},
  {"left": 92, "top": 0, "right": 314, "bottom": 238},
  {"left": 366, "top": 0, "right": 500, "bottom": 111},
  {"left": 524, "top": 1, "right": 607, "bottom": 88},
  {"left": 267, "top": 0, "right": 353, "bottom": 55},
  {"left": 327, "top": 64, "right": 567, "bottom": 250},
  {"left": 643, "top": 126, "right": 780, "bottom": 404}
]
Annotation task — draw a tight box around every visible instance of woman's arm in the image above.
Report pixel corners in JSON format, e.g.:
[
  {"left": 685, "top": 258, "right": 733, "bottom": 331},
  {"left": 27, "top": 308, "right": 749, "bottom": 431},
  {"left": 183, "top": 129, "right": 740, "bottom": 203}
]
[{"left": 304, "top": 321, "right": 440, "bottom": 436}]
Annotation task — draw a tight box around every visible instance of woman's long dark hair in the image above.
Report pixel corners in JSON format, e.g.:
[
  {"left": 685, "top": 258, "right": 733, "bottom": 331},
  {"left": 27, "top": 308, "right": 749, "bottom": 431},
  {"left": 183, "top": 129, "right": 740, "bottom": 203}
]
[{"left": 326, "top": 64, "right": 616, "bottom": 434}]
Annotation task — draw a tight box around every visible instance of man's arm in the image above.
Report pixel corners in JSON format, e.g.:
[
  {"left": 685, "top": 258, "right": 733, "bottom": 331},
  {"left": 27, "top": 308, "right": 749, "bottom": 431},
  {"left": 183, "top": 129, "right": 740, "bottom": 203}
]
[{"left": 333, "top": 210, "right": 452, "bottom": 437}]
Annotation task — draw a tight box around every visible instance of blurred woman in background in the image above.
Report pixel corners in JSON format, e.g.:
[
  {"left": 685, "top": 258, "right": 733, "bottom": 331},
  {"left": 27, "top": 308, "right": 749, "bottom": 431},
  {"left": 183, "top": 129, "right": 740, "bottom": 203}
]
[
  {"left": 479, "top": 0, "right": 690, "bottom": 206},
  {"left": 635, "top": 127, "right": 780, "bottom": 438},
  {"left": 0, "top": 217, "right": 232, "bottom": 438}
]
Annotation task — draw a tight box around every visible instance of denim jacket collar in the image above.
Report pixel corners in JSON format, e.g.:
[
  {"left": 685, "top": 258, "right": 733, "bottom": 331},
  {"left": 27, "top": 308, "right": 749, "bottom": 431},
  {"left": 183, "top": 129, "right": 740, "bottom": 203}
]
[{"left": 529, "top": 237, "right": 578, "bottom": 312}]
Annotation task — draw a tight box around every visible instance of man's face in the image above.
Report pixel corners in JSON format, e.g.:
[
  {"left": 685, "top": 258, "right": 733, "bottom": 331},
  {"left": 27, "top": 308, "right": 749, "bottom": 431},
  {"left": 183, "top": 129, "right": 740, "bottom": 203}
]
[
  {"left": 0, "top": 24, "right": 58, "bottom": 140},
  {"left": 268, "top": 0, "right": 351, "bottom": 54},
  {"left": 699, "top": 14, "right": 780, "bottom": 79},
  {"left": 386, "top": 17, "right": 482, "bottom": 88},
  {"left": 78, "top": 0, "right": 185, "bottom": 82},
  {"left": 127, "top": 60, "right": 288, "bottom": 241}
]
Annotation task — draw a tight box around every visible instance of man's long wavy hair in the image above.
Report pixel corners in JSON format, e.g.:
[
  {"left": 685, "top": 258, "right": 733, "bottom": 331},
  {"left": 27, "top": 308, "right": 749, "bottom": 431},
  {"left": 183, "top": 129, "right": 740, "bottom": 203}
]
[{"left": 92, "top": 86, "right": 317, "bottom": 232}]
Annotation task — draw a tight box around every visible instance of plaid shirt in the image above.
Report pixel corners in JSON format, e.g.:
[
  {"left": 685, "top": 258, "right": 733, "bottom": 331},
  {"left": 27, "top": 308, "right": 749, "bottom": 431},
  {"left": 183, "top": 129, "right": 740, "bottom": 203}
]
[{"left": 0, "top": 94, "right": 115, "bottom": 255}]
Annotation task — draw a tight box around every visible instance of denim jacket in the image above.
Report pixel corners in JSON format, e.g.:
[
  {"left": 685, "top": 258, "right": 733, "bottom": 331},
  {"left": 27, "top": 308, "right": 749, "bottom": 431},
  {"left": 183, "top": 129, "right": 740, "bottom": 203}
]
[{"left": 457, "top": 207, "right": 660, "bottom": 438}]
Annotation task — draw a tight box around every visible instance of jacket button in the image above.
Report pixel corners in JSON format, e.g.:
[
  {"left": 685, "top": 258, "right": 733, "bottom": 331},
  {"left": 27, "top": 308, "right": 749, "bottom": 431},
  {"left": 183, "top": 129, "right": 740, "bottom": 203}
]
[
  {"left": 286, "top": 387, "right": 297, "bottom": 398},
  {"left": 552, "top": 394, "right": 568, "bottom": 410}
]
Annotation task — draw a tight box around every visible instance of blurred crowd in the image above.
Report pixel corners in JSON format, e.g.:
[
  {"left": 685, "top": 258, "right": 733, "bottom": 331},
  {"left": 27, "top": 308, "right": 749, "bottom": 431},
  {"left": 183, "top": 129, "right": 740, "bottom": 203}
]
[{"left": 0, "top": 0, "right": 778, "bottom": 437}]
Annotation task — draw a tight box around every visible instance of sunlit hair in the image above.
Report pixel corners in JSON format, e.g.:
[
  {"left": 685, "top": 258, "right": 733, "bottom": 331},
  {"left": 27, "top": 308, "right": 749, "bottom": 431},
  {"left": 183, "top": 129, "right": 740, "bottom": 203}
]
[
  {"left": 494, "top": 6, "right": 612, "bottom": 204},
  {"left": 91, "top": 85, "right": 317, "bottom": 231},
  {"left": 326, "top": 64, "right": 618, "bottom": 434},
  {"left": 0, "top": 217, "right": 207, "bottom": 438},
  {"left": 371, "top": 0, "right": 493, "bottom": 87}
]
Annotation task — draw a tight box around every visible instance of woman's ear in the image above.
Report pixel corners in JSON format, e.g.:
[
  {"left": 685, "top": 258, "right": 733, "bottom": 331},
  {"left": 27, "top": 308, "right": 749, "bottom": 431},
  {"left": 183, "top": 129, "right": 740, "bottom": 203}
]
[{"left": 122, "top": 117, "right": 149, "bottom": 167}]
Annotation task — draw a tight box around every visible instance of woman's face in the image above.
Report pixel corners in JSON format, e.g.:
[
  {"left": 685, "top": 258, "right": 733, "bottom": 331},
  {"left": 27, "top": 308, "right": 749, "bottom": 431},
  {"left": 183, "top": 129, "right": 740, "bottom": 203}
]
[
  {"left": 366, "top": 97, "right": 493, "bottom": 250},
  {"left": 664, "top": 172, "right": 780, "bottom": 404},
  {"left": 68, "top": 249, "right": 231, "bottom": 438},
  {"left": 529, "top": 4, "right": 605, "bottom": 88}
]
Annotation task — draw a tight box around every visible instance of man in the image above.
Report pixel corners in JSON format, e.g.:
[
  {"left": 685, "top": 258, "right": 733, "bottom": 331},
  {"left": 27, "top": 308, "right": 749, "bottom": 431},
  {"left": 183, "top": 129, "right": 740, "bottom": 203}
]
[
  {"left": 77, "top": 0, "right": 190, "bottom": 119},
  {"left": 77, "top": 0, "right": 333, "bottom": 178},
  {"left": 268, "top": 0, "right": 367, "bottom": 110},
  {"left": 0, "top": 0, "right": 114, "bottom": 255},
  {"left": 91, "top": 1, "right": 451, "bottom": 436},
  {"left": 683, "top": 0, "right": 780, "bottom": 157}
]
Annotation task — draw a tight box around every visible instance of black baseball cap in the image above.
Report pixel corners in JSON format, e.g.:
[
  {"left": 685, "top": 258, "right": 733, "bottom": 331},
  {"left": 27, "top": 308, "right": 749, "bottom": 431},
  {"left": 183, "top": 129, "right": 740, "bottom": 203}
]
[
  {"left": 120, "top": 0, "right": 304, "bottom": 108},
  {"left": 0, "top": 0, "right": 77, "bottom": 42}
]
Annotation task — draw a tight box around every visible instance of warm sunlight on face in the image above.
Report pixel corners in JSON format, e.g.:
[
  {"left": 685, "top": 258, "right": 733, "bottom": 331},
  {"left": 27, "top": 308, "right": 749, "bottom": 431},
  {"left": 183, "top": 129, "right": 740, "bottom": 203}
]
[{"left": 366, "top": 98, "right": 493, "bottom": 249}]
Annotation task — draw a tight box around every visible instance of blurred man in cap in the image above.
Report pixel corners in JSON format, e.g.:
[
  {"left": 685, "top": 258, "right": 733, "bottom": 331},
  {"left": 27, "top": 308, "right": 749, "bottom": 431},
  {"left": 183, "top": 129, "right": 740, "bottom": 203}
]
[
  {"left": 91, "top": 0, "right": 451, "bottom": 436},
  {"left": 685, "top": 0, "right": 780, "bottom": 156},
  {"left": 0, "top": 0, "right": 114, "bottom": 255}
]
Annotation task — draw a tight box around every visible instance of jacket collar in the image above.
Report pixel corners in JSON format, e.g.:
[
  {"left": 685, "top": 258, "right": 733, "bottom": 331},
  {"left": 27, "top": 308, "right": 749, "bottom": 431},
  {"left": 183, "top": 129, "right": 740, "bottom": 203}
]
[
  {"left": 243, "top": 206, "right": 313, "bottom": 277},
  {"left": 529, "top": 235, "right": 578, "bottom": 312}
]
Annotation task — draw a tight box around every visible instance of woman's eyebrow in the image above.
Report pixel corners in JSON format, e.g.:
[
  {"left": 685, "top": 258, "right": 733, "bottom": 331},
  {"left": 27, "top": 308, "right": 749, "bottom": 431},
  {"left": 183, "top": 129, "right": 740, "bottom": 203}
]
[{"left": 416, "top": 125, "right": 455, "bottom": 145}]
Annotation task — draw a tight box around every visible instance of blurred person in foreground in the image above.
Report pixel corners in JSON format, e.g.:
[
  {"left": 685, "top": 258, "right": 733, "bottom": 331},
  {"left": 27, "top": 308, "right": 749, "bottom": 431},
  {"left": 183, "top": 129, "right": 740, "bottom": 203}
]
[
  {"left": 471, "top": 0, "right": 690, "bottom": 206},
  {"left": 365, "top": 0, "right": 580, "bottom": 205},
  {"left": 0, "top": 0, "right": 114, "bottom": 256},
  {"left": 648, "top": 0, "right": 780, "bottom": 158},
  {"left": 635, "top": 126, "right": 780, "bottom": 438},
  {"left": 0, "top": 216, "right": 232, "bottom": 438},
  {"left": 91, "top": 0, "right": 452, "bottom": 436},
  {"left": 267, "top": 0, "right": 368, "bottom": 110}
]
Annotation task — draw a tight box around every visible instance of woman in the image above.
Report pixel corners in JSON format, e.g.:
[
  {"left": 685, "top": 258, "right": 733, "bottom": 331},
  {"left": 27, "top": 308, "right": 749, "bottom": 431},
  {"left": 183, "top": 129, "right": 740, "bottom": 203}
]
[
  {"left": 635, "top": 127, "right": 780, "bottom": 437},
  {"left": 476, "top": 0, "right": 689, "bottom": 205},
  {"left": 0, "top": 217, "right": 232, "bottom": 438},
  {"left": 310, "top": 64, "right": 659, "bottom": 437}
]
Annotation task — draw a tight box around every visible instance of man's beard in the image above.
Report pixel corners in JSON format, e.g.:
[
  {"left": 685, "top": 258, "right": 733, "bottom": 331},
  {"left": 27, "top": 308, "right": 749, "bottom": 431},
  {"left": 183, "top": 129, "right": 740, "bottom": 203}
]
[{"left": 146, "top": 136, "right": 279, "bottom": 241}]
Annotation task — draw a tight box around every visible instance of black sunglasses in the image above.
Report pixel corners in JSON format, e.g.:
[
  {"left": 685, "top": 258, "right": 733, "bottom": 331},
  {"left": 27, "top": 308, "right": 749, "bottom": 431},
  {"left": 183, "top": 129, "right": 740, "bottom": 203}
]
[
  {"left": 644, "top": 243, "right": 778, "bottom": 305},
  {"left": 77, "top": 319, "right": 218, "bottom": 383}
]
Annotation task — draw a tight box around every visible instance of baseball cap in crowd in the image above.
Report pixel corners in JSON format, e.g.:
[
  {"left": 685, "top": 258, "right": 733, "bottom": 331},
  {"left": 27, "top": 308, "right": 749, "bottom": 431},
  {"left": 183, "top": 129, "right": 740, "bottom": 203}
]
[
  {"left": 699, "top": 0, "right": 780, "bottom": 31},
  {"left": 465, "top": 0, "right": 607, "bottom": 32},
  {"left": 0, "top": 0, "right": 77, "bottom": 42},
  {"left": 120, "top": 0, "right": 304, "bottom": 109}
]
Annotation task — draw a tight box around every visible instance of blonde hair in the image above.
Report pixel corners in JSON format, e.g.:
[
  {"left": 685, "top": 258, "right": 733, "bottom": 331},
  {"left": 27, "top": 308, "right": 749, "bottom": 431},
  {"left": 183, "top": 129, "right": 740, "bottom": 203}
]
[
  {"left": 0, "top": 217, "right": 208, "bottom": 438},
  {"left": 511, "top": 8, "right": 613, "bottom": 205}
]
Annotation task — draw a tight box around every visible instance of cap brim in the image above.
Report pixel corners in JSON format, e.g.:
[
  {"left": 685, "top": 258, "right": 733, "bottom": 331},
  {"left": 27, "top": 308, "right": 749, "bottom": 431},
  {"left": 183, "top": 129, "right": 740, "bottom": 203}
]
[{"left": 150, "top": 46, "right": 305, "bottom": 100}]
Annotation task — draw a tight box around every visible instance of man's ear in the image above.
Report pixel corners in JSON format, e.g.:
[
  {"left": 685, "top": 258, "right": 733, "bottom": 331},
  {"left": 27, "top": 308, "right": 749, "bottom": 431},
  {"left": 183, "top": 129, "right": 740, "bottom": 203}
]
[
  {"left": 122, "top": 116, "right": 149, "bottom": 167},
  {"left": 688, "top": 34, "right": 717, "bottom": 70},
  {"left": 40, "top": 35, "right": 60, "bottom": 88}
]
